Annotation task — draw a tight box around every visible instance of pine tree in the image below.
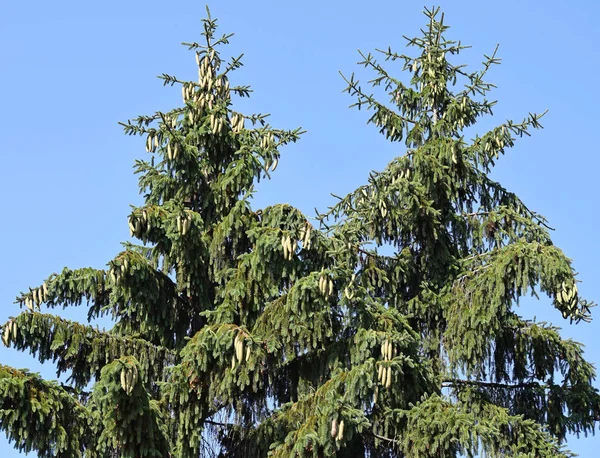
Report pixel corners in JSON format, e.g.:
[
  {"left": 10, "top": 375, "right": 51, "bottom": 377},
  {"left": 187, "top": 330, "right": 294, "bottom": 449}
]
[{"left": 1, "top": 6, "right": 599, "bottom": 458}]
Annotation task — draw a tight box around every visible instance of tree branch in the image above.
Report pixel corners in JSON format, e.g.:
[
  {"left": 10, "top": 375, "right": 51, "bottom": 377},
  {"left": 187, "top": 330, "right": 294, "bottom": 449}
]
[
  {"left": 372, "top": 431, "right": 399, "bottom": 444},
  {"left": 442, "top": 378, "right": 542, "bottom": 390}
]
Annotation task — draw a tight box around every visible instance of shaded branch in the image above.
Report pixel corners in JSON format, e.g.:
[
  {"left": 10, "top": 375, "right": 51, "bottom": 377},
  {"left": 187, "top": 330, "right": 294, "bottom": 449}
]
[{"left": 442, "top": 378, "right": 542, "bottom": 390}]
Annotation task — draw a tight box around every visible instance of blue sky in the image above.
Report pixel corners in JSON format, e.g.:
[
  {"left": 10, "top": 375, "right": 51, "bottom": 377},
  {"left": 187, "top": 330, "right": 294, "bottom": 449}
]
[{"left": 1, "top": 0, "right": 599, "bottom": 455}]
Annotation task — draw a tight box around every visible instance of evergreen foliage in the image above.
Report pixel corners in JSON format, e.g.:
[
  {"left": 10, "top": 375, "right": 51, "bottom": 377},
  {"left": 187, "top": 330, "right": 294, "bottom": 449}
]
[{"left": 2, "top": 6, "right": 599, "bottom": 457}]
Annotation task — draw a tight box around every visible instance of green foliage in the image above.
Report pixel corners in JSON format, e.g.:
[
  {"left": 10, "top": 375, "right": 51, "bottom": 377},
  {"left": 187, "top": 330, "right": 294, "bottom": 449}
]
[
  {"left": 91, "top": 358, "right": 170, "bottom": 457},
  {"left": 0, "top": 365, "right": 91, "bottom": 458},
  {"left": 1, "top": 6, "right": 598, "bottom": 458}
]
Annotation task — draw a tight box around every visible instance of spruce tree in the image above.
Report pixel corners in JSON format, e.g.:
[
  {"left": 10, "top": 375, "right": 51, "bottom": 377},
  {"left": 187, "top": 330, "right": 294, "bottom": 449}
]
[{"left": 1, "top": 6, "right": 599, "bottom": 458}]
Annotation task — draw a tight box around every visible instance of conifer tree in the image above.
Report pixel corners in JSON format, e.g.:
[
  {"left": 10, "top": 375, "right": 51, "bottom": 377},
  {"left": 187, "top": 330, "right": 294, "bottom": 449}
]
[{"left": 1, "top": 6, "right": 599, "bottom": 458}]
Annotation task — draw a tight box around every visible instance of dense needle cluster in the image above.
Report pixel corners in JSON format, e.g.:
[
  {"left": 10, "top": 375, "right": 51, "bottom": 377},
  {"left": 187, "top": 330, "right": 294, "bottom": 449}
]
[{"left": 1, "top": 7, "right": 599, "bottom": 458}]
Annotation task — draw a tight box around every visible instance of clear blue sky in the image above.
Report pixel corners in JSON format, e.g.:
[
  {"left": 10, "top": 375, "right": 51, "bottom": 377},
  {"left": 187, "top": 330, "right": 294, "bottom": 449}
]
[{"left": 1, "top": 0, "right": 599, "bottom": 456}]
